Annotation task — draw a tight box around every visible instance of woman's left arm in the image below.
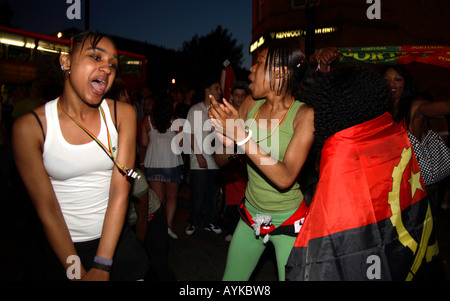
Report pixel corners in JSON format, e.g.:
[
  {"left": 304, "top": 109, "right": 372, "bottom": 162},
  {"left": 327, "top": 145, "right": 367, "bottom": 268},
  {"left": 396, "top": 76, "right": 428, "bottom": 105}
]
[
  {"left": 415, "top": 98, "right": 450, "bottom": 117},
  {"left": 409, "top": 98, "right": 450, "bottom": 137},
  {"left": 86, "top": 100, "right": 136, "bottom": 280}
]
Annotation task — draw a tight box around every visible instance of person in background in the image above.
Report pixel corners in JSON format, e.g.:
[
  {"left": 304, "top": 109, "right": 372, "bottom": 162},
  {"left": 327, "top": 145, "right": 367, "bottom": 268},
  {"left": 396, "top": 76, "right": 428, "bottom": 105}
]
[
  {"left": 134, "top": 85, "right": 151, "bottom": 122},
  {"left": 185, "top": 79, "right": 223, "bottom": 236},
  {"left": 214, "top": 81, "right": 250, "bottom": 241},
  {"left": 229, "top": 81, "right": 250, "bottom": 108},
  {"left": 416, "top": 91, "right": 450, "bottom": 214},
  {"left": 383, "top": 66, "right": 450, "bottom": 214},
  {"left": 137, "top": 95, "right": 155, "bottom": 159},
  {"left": 382, "top": 65, "right": 450, "bottom": 138},
  {"left": 105, "top": 77, "right": 131, "bottom": 105},
  {"left": 12, "top": 31, "right": 139, "bottom": 280},
  {"left": 127, "top": 169, "right": 177, "bottom": 281},
  {"left": 141, "top": 95, "right": 184, "bottom": 239}
]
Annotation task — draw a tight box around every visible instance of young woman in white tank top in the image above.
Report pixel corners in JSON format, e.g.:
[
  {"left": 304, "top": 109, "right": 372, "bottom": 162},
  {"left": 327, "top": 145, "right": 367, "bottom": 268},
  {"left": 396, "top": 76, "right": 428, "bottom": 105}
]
[{"left": 12, "top": 32, "right": 137, "bottom": 281}]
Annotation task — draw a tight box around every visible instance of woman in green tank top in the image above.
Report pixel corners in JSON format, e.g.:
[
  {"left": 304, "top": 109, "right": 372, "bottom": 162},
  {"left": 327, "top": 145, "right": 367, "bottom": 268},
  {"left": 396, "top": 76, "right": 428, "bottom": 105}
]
[{"left": 209, "top": 41, "right": 316, "bottom": 281}]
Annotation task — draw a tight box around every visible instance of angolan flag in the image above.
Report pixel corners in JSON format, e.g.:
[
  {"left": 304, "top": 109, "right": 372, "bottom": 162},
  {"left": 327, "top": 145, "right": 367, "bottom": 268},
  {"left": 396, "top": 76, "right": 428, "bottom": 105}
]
[
  {"left": 220, "top": 64, "right": 236, "bottom": 102},
  {"left": 285, "top": 113, "right": 439, "bottom": 281}
]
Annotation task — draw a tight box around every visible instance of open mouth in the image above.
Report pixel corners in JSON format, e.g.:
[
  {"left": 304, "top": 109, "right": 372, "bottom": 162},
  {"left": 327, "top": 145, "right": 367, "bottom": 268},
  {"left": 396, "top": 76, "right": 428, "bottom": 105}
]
[{"left": 91, "top": 79, "right": 107, "bottom": 95}]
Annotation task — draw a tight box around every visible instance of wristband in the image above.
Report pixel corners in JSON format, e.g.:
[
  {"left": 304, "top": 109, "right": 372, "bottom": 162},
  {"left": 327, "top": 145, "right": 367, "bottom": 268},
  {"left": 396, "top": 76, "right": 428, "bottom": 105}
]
[
  {"left": 92, "top": 256, "right": 113, "bottom": 272},
  {"left": 92, "top": 261, "right": 112, "bottom": 272},
  {"left": 94, "top": 256, "right": 113, "bottom": 266},
  {"left": 236, "top": 129, "right": 252, "bottom": 146}
]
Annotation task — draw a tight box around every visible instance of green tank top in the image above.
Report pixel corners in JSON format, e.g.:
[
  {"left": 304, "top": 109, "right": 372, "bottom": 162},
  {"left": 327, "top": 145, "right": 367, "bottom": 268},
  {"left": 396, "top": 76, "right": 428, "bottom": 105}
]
[{"left": 244, "top": 98, "right": 304, "bottom": 213}]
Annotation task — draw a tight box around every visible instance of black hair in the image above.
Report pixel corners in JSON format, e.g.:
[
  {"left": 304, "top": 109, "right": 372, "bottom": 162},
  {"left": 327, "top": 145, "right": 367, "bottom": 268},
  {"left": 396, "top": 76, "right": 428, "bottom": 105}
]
[
  {"left": 263, "top": 40, "right": 308, "bottom": 98},
  {"left": 70, "top": 31, "right": 115, "bottom": 55},
  {"left": 151, "top": 94, "right": 174, "bottom": 133},
  {"left": 231, "top": 81, "right": 250, "bottom": 94},
  {"left": 381, "top": 65, "right": 417, "bottom": 125},
  {"left": 198, "top": 78, "right": 219, "bottom": 101},
  {"left": 301, "top": 64, "right": 393, "bottom": 153}
]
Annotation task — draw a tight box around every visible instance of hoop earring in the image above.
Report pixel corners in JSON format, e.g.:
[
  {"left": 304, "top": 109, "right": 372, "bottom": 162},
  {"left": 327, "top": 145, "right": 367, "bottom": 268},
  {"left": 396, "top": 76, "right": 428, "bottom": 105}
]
[{"left": 61, "top": 65, "right": 65, "bottom": 71}]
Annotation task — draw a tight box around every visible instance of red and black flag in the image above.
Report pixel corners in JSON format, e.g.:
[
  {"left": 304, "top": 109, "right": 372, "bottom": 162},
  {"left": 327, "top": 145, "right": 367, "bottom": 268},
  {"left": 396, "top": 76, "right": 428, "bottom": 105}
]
[
  {"left": 220, "top": 61, "right": 236, "bottom": 102},
  {"left": 285, "top": 113, "right": 439, "bottom": 281}
]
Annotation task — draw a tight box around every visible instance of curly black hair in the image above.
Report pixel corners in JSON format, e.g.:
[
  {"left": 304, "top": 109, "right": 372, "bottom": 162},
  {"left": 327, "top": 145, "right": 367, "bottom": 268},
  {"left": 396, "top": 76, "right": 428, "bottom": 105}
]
[{"left": 301, "top": 64, "right": 393, "bottom": 153}]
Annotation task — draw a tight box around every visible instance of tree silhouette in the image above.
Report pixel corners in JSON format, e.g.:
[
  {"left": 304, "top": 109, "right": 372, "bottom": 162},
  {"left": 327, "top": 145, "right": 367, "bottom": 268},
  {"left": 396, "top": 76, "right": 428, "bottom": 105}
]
[{"left": 180, "top": 25, "right": 245, "bottom": 87}]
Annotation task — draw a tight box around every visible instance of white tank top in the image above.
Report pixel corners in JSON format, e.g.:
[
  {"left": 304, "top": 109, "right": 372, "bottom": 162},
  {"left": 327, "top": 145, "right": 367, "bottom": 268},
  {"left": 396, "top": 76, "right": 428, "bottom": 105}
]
[
  {"left": 143, "top": 116, "right": 183, "bottom": 168},
  {"left": 42, "top": 98, "right": 118, "bottom": 242}
]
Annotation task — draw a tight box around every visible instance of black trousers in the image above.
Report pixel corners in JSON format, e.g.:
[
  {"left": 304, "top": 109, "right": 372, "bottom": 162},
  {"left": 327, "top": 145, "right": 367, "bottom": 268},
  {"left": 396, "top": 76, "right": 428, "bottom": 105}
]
[
  {"left": 143, "top": 206, "right": 177, "bottom": 281},
  {"left": 40, "top": 225, "right": 148, "bottom": 281}
]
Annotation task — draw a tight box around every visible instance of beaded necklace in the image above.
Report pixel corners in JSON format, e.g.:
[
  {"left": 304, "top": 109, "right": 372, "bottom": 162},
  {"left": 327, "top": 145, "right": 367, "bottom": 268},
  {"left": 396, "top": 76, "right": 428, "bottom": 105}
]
[{"left": 58, "top": 97, "right": 139, "bottom": 179}]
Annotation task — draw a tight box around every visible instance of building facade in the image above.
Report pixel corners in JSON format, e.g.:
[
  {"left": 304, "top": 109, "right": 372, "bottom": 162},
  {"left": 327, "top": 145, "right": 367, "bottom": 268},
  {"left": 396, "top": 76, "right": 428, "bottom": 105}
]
[{"left": 250, "top": 0, "right": 450, "bottom": 99}]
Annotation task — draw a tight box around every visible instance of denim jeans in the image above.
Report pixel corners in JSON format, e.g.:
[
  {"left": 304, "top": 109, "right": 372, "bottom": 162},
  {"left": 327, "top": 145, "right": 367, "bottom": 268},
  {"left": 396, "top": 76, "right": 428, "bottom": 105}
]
[{"left": 189, "top": 169, "right": 221, "bottom": 226}]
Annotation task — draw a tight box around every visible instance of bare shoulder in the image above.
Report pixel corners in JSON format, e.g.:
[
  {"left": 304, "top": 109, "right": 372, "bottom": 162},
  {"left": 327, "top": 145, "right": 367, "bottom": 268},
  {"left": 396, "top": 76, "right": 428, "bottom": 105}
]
[
  {"left": 12, "top": 103, "right": 47, "bottom": 140},
  {"left": 293, "top": 103, "right": 314, "bottom": 129},
  {"left": 105, "top": 99, "right": 136, "bottom": 122},
  {"left": 239, "top": 95, "right": 258, "bottom": 120}
]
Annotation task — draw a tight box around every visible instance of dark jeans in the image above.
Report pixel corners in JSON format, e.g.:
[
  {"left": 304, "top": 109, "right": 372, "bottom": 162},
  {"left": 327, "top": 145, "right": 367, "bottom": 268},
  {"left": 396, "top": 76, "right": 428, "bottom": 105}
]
[{"left": 189, "top": 169, "right": 221, "bottom": 226}]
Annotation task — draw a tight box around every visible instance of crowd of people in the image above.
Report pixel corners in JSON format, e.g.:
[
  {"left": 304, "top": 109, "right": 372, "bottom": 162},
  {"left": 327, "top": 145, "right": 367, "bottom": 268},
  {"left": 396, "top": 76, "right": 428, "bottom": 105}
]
[{"left": 2, "top": 30, "right": 449, "bottom": 281}]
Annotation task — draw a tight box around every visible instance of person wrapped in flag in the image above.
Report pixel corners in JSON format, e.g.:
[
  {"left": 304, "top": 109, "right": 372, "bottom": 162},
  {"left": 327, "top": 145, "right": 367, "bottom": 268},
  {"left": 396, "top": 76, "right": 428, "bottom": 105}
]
[{"left": 285, "top": 65, "right": 442, "bottom": 281}]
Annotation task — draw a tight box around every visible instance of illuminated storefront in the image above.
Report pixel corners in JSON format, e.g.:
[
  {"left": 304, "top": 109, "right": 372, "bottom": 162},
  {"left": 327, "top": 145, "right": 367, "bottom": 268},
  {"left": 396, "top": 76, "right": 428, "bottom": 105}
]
[{"left": 250, "top": 26, "right": 337, "bottom": 54}]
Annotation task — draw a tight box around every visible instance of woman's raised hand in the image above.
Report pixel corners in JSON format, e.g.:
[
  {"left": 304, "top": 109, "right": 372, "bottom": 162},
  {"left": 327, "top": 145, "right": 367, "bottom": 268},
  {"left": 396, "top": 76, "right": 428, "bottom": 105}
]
[{"left": 208, "top": 95, "right": 246, "bottom": 146}]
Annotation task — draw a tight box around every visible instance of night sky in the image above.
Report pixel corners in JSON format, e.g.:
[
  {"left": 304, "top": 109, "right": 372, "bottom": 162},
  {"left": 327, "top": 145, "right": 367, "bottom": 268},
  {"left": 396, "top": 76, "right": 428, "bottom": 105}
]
[{"left": 4, "top": 0, "right": 253, "bottom": 69}]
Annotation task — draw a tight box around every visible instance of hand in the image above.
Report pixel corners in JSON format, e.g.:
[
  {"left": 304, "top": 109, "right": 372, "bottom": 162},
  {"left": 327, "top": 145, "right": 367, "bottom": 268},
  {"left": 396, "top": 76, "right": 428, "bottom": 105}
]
[
  {"left": 196, "top": 154, "right": 208, "bottom": 169},
  {"left": 208, "top": 95, "right": 246, "bottom": 143},
  {"left": 315, "top": 47, "right": 341, "bottom": 71},
  {"left": 81, "top": 268, "right": 110, "bottom": 281}
]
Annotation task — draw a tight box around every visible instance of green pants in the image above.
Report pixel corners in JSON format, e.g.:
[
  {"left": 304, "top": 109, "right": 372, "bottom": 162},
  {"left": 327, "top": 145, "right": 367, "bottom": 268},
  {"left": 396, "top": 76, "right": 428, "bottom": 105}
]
[{"left": 222, "top": 201, "right": 297, "bottom": 281}]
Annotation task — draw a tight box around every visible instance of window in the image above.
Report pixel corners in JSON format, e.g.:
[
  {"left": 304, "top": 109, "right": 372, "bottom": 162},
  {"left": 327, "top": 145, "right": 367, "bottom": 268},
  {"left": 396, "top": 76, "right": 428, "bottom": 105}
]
[{"left": 118, "top": 55, "right": 143, "bottom": 78}]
